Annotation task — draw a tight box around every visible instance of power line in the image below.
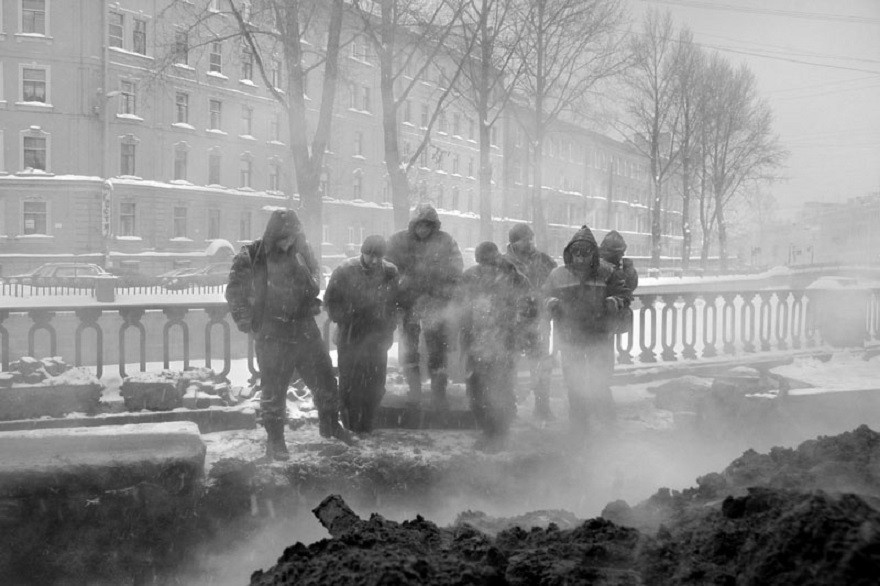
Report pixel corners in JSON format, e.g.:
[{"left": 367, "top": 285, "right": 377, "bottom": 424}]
[
  {"left": 766, "top": 75, "right": 880, "bottom": 95},
  {"left": 772, "top": 82, "right": 880, "bottom": 101},
  {"left": 641, "top": 0, "right": 880, "bottom": 25},
  {"left": 693, "top": 31, "right": 880, "bottom": 66},
  {"left": 698, "top": 42, "right": 880, "bottom": 75}
]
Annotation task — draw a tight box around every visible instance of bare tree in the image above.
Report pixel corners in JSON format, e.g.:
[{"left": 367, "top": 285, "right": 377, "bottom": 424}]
[
  {"left": 670, "top": 27, "right": 704, "bottom": 270},
  {"left": 620, "top": 9, "right": 680, "bottom": 268},
  {"left": 354, "top": 0, "right": 472, "bottom": 230},
  {"left": 515, "top": 0, "right": 627, "bottom": 247},
  {"left": 697, "top": 52, "right": 786, "bottom": 271},
  {"left": 456, "top": 0, "right": 525, "bottom": 241}
]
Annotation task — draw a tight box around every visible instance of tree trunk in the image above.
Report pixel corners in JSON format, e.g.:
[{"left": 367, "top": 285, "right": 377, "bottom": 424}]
[
  {"left": 700, "top": 233, "right": 711, "bottom": 270},
  {"left": 478, "top": 122, "right": 493, "bottom": 242},
  {"left": 531, "top": 139, "right": 547, "bottom": 249},
  {"left": 715, "top": 193, "right": 728, "bottom": 272},
  {"left": 650, "top": 175, "right": 663, "bottom": 269},
  {"left": 681, "top": 156, "right": 691, "bottom": 270}
]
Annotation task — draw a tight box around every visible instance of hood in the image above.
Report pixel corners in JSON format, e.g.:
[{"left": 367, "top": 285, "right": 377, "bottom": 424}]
[
  {"left": 262, "top": 209, "right": 303, "bottom": 250},
  {"left": 599, "top": 230, "right": 627, "bottom": 260},
  {"left": 562, "top": 225, "right": 599, "bottom": 269},
  {"left": 408, "top": 203, "right": 441, "bottom": 235},
  {"left": 475, "top": 241, "right": 500, "bottom": 266}
]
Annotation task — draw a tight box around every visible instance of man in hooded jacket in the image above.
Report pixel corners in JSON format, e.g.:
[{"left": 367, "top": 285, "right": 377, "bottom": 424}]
[
  {"left": 226, "top": 209, "right": 354, "bottom": 460},
  {"left": 324, "top": 235, "right": 400, "bottom": 433},
  {"left": 543, "top": 225, "right": 629, "bottom": 433},
  {"left": 502, "top": 223, "right": 558, "bottom": 419},
  {"left": 459, "top": 242, "right": 532, "bottom": 450},
  {"left": 386, "top": 203, "right": 464, "bottom": 409},
  {"left": 599, "top": 230, "right": 638, "bottom": 334}
]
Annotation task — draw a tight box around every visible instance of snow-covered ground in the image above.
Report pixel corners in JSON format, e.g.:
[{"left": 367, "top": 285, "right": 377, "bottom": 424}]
[{"left": 772, "top": 352, "right": 880, "bottom": 394}]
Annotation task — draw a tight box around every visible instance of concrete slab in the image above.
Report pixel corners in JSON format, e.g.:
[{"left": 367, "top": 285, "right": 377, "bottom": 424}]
[{"left": 0, "top": 422, "right": 206, "bottom": 498}]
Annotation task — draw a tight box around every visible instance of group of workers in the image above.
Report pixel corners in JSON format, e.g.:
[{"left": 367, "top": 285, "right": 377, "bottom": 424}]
[{"left": 226, "top": 203, "right": 637, "bottom": 460}]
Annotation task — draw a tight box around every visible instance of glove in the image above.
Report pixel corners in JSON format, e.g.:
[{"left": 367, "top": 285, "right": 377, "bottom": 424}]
[{"left": 604, "top": 297, "right": 621, "bottom": 313}]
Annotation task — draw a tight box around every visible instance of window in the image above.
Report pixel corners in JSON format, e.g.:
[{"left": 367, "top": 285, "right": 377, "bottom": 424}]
[
  {"left": 22, "top": 200, "right": 47, "bottom": 235},
  {"left": 468, "top": 118, "right": 475, "bottom": 140},
  {"left": 453, "top": 113, "right": 461, "bottom": 136},
  {"left": 172, "top": 206, "right": 187, "bottom": 238},
  {"left": 353, "top": 171, "right": 363, "bottom": 199},
  {"left": 403, "top": 100, "right": 411, "bottom": 124},
  {"left": 241, "top": 106, "right": 253, "bottom": 135},
  {"left": 173, "top": 145, "right": 188, "bottom": 180},
  {"left": 174, "top": 31, "right": 189, "bottom": 65},
  {"left": 438, "top": 110, "right": 447, "bottom": 133},
  {"left": 239, "top": 156, "right": 252, "bottom": 187},
  {"left": 348, "top": 83, "right": 357, "bottom": 109},
  {"left": 111, "top": 80, "right": 136, "bottom": 116},
  {"left": 22, "top": 67, "right": 47, "bottom": 103},
  {"left": 23, "top": 135, "right": 47, "bottom": 170},
  {"left": 209, "top": 42, "right": 223, "bottom": 73},
  {"left": 208, "top": 150, "right": 221, "bottom": 184},
  {"left": 420, "top": 103, "right": 429, "bottom": 128},
  {"left": 491, "top": 126, "right": 498, "bottom": 146},
  {"left": 208, "top": 209, "right": 221, "bottom": 240},
  {"left": 133, "top": 19, "right": 147, "bottom": 55},
  {"left": 452, "top": 187, "right": 460, "bottom": 210},
  {"left": 468, "top": 189, "right": 475, "bottom": 212},
  {"left": 467, "top": 157, "right": 474, "bottom": 177},
  {"left": 120, "top": 142, "right": 136, "bottom": 175},
  {"left": 22, "top": 0, "right": 46, "bottom": 35},
  {"left": 241, "top": 46, "right": 254, "bottom": 80},
  {"left": 270, "top": 112, "right": 281, "bottom": 141},
  {"left": 420, "top": 148, "right": 428, "bottom": 168},
  {"left": 362, "top": 86, "right": 371, "bottom": 112},
  {"left": 270, "top": 59, "right": 282, "bottom": 88},
  {"left": 209, "top": 99, "right": 222, "bottom": 130},
  {"left": 239, "top": 211, "right": 252, "bottom": 240},
  {"left": 354, "top": 131, "right": 364, "bottom": 157},
  {"left": 402, "top": 140, "right": 411, "bottom": 159},
  {"left": 209, "top": 0, "right": 220, "bottom": 11},
  {"left": 268, "top": 160, "right": 280, "bottom": 191},
  {"left": 319, "top": 169, "right": 329, "bottom": 195},
  {"left": 109, "top": 12, "right": 124, "bottom": 48},
  {"left": 436, "top": 186, "right": 445, "bottom": 209},
  {"left": 119, "top": 202, "right": 136, "bottom": 237},
  {"left": 175, "top": 92, "right": 189, "bottom": 124}
]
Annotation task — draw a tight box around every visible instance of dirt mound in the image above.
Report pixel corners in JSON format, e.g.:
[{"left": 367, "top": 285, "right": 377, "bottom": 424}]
[{"left": 251, "top": 427, "right": 880, "bottom": 585}]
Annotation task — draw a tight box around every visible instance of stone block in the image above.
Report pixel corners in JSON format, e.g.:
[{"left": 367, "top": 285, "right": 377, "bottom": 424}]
[
  {"left": 0, "top": 374, "right": 103, "bottom": 420},
  {"left": 0, "top": 422, "right": 206, "bottom": 498},
  {"left": 120, "top": 371, "right": 182, "bottom": 411}
]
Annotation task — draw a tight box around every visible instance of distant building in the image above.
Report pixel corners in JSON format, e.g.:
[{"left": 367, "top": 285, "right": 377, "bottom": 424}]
[{"left": 0, "top": 0, "right": 682, "bottom": 276}]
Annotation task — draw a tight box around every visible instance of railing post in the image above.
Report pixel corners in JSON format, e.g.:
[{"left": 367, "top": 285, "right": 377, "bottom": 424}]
[
  {"left": 118, "top": 308, "right": 147, "bottom": 378},
  {"left": 27, "top": 310, "right": 57, "bottom": 358},
  {"left": 74, "top": 308, "right": 104, "bottom": 378},
  {"left": 721, "top": 293, "right": 737, "bottom": 355},
  {"left": 680, "top": 294, "right": 698, "bottom": 360},
  {"left": 740, "top": 293, "right": 756, "bottom": 353},
  {"left": 660, "top": 294, "right": 678, "bottom": 362},
  {"left": 205, "top": 306, "right": 231, "bottom": 377},
  {"left": 775, "top": 292, "right": 790, "bottom": 351},
  {"left": 758, "top": 292, "right": 773, "bottom": 351},
  {"left": 638, "top": 294, "right": 657, "bottom": 363},
  {"left": 162, "top": 307, "right": 190, "bottom": 370},
  {"left": 702, "top": 293, "right": 718, "bottom": 358},
  {"left": 790, "top": 290, "right": 804, "bottom": 349},
  {"left": 804, "top": 291, "right": 819, "bottom": 347}
]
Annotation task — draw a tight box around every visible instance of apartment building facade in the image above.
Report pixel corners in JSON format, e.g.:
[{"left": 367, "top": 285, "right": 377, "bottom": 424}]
[{"left": 0, "top": 0, "right": 682, "bottom": 275}]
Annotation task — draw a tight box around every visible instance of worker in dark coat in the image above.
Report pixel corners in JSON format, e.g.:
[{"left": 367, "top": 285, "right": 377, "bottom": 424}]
[
  {"left": 599, "top": 231, "right": 638, "bottom": 334},
  {"left": 459, "top": 242, "right": 532, "bottom": 451},
  {"left": 226, "top": 209, "right": 354, "bottom": 460},
  {"left": 324, "top": 235, "right": 399, "bottom": 434},
  {"left": 386, "top": 203, "right": 463, "bottom": 409},
  {"left": 502, "top": 223, "right": 558, "bottom": 419},
  {"left": 543, "top": 226, "right": 629, "bottom": 434}
]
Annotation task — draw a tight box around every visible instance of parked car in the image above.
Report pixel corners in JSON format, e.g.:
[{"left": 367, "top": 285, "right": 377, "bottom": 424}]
[
  {"left": 162, "top": 262, "right": 231, "bottom": 290},
  {"left": 5, "top": 263, "right": 111, "bottom": 288}
]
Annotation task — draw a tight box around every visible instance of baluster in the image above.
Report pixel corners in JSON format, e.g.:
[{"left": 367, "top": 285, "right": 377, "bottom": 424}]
[
  {"left": 616, "top": 297, "right": 637, "bottom": 364},
  {"left": 758, "top": 292, "right": 773, "bottom": 351},
  {"left": 660, "top": 294, "right": 678, "bottom": 361},
  {"left": 205, "top": 306, "right": 231, "bottom": 377},
  {"left": 775, "top": 292, "right": 790, "bottom": 351},
  {"left": 28, "top": 310, "right": 57, "bottom": 358},
  {"left": 804, "top": 291, "right": 818, "bottom": 347},
  {"left": 119, "top": 308, "right": 147, "bottom": 377},
  {"left": 680, "top": 294, "right": 698, "bottom": 360},
  {"left": 163, "top": 308, "right": 190, "bottom": 370},
  {"left": 872, "top": 289, "right": 880, "bottom": 342},
  {"left": 74, "top": 308, "right": 104, "bottom": 378},
  {"left": 0, "top": 311, "right": 9, "bottom": 370},
  {"left": 721, "top": 293, "right": 737, "bottom": 355},
  {"left": 740, "top": 293, "right": 756, "bottom": 353},
  {"left": 638, "top": 294, "right": 657, "bottom": 363},
  {"left": 701, "top": 293, "right": 718, "bottom": 358},
  {"left": 790, "top": 291, "right": 804, "bottom": 349}
]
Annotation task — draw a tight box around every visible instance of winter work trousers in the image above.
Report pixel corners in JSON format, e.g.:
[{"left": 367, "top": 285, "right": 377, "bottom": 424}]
[
  {"left": 401, "top": 300, "right": 450, "bottom": 389},
  {"left": 337, "top": 335, "right": 389, "bottom": 433},
  {"left": 559, "top": 336, "right": 616, "bottom": 430},
  {"left": 519, "top": 322, "right": 554, "bottom": 398},
  {"left": 255, "top": 317, "right": 338, "bottom": 426},
  {"left": 466, "top": 354, "right": 517, "bottom": 439}
]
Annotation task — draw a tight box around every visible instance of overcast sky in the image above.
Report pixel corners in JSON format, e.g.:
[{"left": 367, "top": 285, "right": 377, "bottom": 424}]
[{"left": 626, "top": 0, "right": 880, "bottom": 218}]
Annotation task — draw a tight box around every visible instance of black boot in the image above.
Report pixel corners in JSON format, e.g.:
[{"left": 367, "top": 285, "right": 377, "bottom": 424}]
[
  {"left": 430, "top": 372, "right": 449, "bottom": 411},
  {"left": 319, "top": 411, "right": 357, "bottom": 445},
  {"left": 264, "top": 421, "right": 290, "bottom": 461}
]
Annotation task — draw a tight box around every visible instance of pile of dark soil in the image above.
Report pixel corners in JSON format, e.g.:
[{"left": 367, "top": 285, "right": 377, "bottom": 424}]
[{"left": 251, "top": 426, "right": 880, "bottom": 585}]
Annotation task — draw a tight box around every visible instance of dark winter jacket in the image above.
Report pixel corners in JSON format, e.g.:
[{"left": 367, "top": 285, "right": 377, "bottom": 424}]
[
  {"left": 599, "top": 230, "right": 638, "bottom": 305},
  {"left": 459, "top": 246, "right": 532, "bottom": 361},
  {"left": 324, "top": 257, "right": 400, "bottom": 347},
  {"left": 385, "top": 203, "right": 464, "bottom": 308},
  {"left": 503, "top": 244, "right": 557, "bottom": 319},
  {"left": 225, "top": 209, "right": 322, "bottom": 334},
  {"left": 543, "top": 226, "right": 629, "bottom": 344}
]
